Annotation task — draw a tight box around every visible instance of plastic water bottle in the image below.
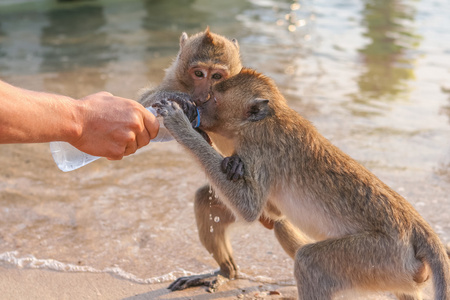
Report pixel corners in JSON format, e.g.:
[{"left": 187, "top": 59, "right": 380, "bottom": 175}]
[{"left": 50, "top": 107, "right": 173, "bottom": 172}]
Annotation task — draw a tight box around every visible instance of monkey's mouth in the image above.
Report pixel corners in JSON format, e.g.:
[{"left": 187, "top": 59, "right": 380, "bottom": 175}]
[
  {"left": 203, "top": 91, "right": 217, "bottom": 105},
  {"left": 194, "top": 92, "right": 212, "bottom": 106}
]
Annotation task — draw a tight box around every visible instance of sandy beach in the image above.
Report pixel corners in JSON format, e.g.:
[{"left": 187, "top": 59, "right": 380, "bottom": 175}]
[{"left": 0, "top": 263, "right": 299, "bottom": 300}]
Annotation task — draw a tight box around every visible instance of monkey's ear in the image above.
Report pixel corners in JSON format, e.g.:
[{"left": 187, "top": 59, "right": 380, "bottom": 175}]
[
  {"left": 246, "top": 99, "right": 270, "bottom": 122},
  {"left": 180, "top": 32, "right": 188, "bottom": 47},
  {"left": 231, "top": 38, "right": 239, "bottom": 50}
]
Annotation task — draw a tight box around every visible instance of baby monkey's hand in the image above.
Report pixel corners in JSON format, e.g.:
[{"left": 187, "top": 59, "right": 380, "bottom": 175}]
[
  {"left": 154, "top": 91, "right": 198, "bottom": 127},
  {"left": 153, "top": 92, "right": 212, "bottom": 145}
]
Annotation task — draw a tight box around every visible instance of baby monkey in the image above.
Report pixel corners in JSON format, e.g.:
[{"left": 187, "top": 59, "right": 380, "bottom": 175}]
[
  {"left": 155, "top": 68, "right": 450, "bottom": 300},
  {"left": 141, "top": 28, "right": 309, "bottom": 290}
]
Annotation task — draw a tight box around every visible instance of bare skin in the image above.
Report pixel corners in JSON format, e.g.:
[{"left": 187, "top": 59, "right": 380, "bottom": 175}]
[
  {"left": 0, "top": 80, "right": 158, "bottom": 160},
  {"left": 155, "top": 68, "right": 450, "bottom": 299}
]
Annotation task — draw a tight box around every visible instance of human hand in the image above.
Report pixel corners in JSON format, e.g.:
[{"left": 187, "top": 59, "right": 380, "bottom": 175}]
[{"left": 69, "top": 92, "right": 159, "bottom": 160}]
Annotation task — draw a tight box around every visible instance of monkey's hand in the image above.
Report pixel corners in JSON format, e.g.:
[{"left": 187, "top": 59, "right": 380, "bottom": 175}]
[
  {"left": 154, "top": 97, "right": 212, "bottom": 145},
  {"left": 221, "top": 155, "right": 244, "bottom": 181},
  {"left": 156, "top": 91, "right": 198, "bottom": 125},
  {"left": 154, "top": 99, "right": 197, "bottom": 139}
]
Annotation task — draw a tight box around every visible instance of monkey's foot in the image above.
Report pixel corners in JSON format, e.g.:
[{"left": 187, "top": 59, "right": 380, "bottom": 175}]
[{"left": 168, "top": 271, "right": 229, "bottom": 292}]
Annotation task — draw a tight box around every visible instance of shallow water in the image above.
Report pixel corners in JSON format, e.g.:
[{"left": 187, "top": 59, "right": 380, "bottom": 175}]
[{"left": 0, "top": 0, "right": 449, "bottom": 298}]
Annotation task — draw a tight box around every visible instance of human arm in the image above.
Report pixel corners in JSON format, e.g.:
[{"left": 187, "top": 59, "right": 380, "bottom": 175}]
[{"left": 0, "top": 79, "right": 159, "bottom": 160}]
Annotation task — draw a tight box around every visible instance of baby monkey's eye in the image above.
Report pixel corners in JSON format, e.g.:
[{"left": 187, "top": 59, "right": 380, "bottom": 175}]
[
  {"left": 194, "top": 71, "right": 204, "bottom": 78},
  {"left": 212, "top": 73, "right": 222, "bottom": 80}
]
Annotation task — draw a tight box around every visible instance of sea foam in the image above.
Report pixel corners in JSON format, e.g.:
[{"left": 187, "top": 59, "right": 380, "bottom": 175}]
[
  {"left": 0, "top": 251, "right": 296, "bottom": 286},
  {"left": 0, "top": 251, "right": 196, "bottom": 284}
]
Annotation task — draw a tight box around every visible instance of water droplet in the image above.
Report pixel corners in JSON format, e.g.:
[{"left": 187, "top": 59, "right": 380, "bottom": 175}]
[
  {"left": 214, "top": 216, "right": 220, "bottom": 223},
  {"left": 209, "top": 196, "right": 213, "bottom": 200},
  {"left": 209, "top": 214, "right": 213, "bottom": 221},
  {"left": 290, "top": 3, "right": 300, "bottom": 10},
  {"left": 296, "top": 19, "right": 306, "bottom": 27},
  {"left": 209, "top": 226, "right": 214, "bottom": 233}
]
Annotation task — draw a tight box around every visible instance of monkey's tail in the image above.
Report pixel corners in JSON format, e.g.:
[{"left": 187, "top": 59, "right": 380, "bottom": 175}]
[{"left": 413, "top": 226, "right": 450, "bottom": 300}]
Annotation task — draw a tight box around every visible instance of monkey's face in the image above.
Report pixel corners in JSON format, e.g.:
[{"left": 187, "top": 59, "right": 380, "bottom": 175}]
[
  {"left": 187, "top": 62, "right": 230, "bottom": 106},
  {"left": 198, "top": 69, "right": 273, "bottom": 139},
  {"left": 177, "top": 29, "right": 242, "bottom": 106}
]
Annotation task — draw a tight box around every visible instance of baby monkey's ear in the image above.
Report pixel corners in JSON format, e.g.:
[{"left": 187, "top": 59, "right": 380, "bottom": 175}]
[
  {"left": 180, "top": 32, "right": 188, "bottom": 47},
  {"left": 246, "top": 99, "right": 270, "bottom": 122},
  {"left": 231, "top": 38, "right": 239, "bottom": 49}
]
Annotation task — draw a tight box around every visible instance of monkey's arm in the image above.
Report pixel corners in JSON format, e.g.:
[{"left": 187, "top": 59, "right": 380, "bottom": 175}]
[
  {"left": 155, "top": 100, "right": 266, "bottom": 222},
  {"left": 139, "top": 89, "right": 173, "bottom": 107}
]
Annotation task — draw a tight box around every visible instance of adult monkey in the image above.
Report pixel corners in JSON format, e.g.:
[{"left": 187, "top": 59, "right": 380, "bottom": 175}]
[
  {"left": 154, "top": 68, "right": 450, "bottom": 300},
  {"left": 139, "top": 28, "right": 306, "bottom": 290}
]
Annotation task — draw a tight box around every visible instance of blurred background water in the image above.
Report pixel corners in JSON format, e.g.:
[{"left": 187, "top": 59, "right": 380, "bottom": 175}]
[{"left": 0, "top": 0, "right": 449, "bottom": 298}]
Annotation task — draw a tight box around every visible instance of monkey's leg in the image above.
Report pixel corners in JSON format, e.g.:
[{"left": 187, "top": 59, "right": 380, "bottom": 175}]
[
  {"left": 169, "top": 184, "right": 238, "bottom": 292},
  {"left": 194, "top": 185, "right": 238, "bottom": 277},
  {"left": 294, "top": 232, "right": 423, "bottom": 300},
  {"left": 273, "top": 218, "right": 312, "bottom": 259}
]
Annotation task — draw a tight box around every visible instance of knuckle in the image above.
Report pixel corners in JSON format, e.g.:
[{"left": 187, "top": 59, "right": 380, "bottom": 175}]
[
  {"left": 125, "top": 134, "right": 135, "bottom": 143},
  {"left": 125, "top": 147, "right": 137, "bottom": 155},
  {"left": 108, "top": 149, "right": 124, "bottom": 160},
  {"left": 98, "top": 91, "right": 113, "bottom": 97}
]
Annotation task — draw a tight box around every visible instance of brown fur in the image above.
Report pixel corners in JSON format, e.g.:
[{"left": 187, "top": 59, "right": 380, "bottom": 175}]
[
  {"left": 143, "top": 30, "right": 310, "bottom": 290},
  {"left": 138, "top": 29, "right": 243, "bottom": 284},
  {"left": 157, "top": 68, "right": 450, "bottom": 299},
  {"left": 139, "top": 28, "right": 241, "bottom": 107}
]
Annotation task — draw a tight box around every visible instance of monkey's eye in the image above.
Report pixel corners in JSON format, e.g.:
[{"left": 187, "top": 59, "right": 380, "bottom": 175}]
[
  {"left": 212, "top": 73, "right": 222, "bottom": 80},
  {"left": 194, "top": 70, "right": 204, "bottom": 78}
]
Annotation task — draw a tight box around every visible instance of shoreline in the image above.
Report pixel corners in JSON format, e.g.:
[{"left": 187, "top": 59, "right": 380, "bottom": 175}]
[
  {"left": 2, "top": 261, "right": 434, "bottom": 299},
  {"left": 0, "top": 263, "right": 298, "bottom": 300}
]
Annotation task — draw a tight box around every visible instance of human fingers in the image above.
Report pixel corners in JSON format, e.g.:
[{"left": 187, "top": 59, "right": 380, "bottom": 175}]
[
  {"left": 135, "top": 126, "right": 151, "bottom": 150},
  {"left": 106, "top": 146, "right": 125, "bottom": 160},
  {"left": 142, "top": 107, "right": 160, "bottom": 140},
  {"left": 123, "top": 138, "right": 138, "bottom": 156}
]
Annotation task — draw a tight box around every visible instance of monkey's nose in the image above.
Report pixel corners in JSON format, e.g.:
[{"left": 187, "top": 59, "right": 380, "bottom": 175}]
[
  {"left": 194, "top": 93, "right": 210, "bottom": 105},
  {"left": 196, "top": 93, "right": 211, "bottom": 105}
]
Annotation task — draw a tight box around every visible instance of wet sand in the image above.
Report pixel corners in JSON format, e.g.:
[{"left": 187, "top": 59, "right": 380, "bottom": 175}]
[
  {"left": 1, "top": 264, "right": 437, "bottom": 299},
  {"left": 0, "top": 264, "right": 300, "bottom": 300}
]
